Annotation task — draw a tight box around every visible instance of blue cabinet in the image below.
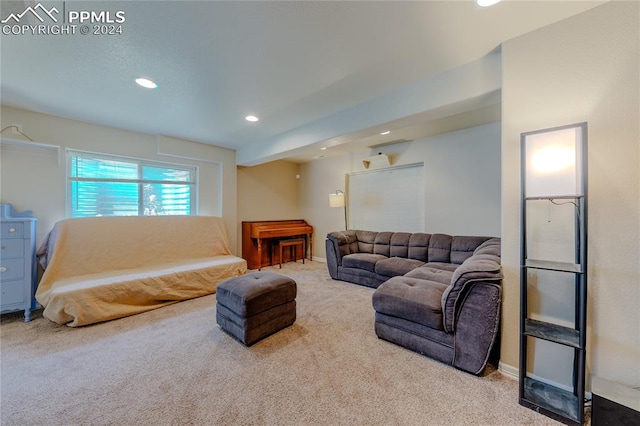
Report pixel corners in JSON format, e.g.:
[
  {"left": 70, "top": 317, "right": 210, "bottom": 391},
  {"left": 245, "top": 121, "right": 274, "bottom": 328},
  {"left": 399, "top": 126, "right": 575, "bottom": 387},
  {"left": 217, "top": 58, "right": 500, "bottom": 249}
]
[{"left": 0, "top": 204, "right": 37, "bottom": 322}]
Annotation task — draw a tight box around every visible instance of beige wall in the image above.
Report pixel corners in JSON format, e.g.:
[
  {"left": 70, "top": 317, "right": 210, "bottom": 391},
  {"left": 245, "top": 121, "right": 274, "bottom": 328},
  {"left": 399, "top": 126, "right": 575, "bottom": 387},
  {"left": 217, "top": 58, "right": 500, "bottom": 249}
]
[
  {"left": 501, "top": 1, "right": 639, "bottom": 389},
  {"left": 0, "top": 106, "right": 239, "bottom": 253},
  {"left": 236, "top": 160, "right": 300, "bottom": 254}
]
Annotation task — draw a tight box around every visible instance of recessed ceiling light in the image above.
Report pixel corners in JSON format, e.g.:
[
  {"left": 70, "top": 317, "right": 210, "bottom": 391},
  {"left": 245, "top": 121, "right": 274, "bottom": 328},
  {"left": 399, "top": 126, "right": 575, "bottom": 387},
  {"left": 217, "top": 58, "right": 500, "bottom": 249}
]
[
  {"left": 380, "top": 130, "right": 391, "bottom": 135},
  {"left": 135, "top": 78, "right": 157, "bottom": 89},
  {"left": 245, "top": 115, "right": 259, "bottom": 122},
  {"left": 476, "top": 0, "right": 501, "bottom": 7},
  {"left": 320, "top": 147, "right": 327, "bottom": 151}
]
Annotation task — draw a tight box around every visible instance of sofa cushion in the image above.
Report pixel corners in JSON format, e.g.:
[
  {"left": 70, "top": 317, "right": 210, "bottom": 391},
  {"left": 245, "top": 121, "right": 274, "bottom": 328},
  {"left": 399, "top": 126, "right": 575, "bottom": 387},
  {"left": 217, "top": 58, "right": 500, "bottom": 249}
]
[
  {"left": 408, "top": 233, "right": 431, "bottom": 261},
  {"left": 428, "top": 234, "right": 453, "bottom": 263},
  {"left": 342, "top": 253, "right": 387, "bottom": 272},
  {"left": 375, "top": 257, "right": 425, "bottom": 278},
  {"left": 346, "top": 232, "right": 360, "bottom": 254},
  {"left": 473, "top": 237, "right": 502, "bottom": 257},
  {"left": 423, "top": 262, "right": 459, "bottom": 273},
  {"left": 326, "top": 231, "right": 358, "bottom": 259},
  {"left": 372, "top": 276, "right": 448, "bottom": 330},
  {"left": 404, "top": 264, "right": 454, "bottom": 285},
  {"left": 390, "top": 232, "right": 411, "bottom": 258},
  {"left": 442, "top": 253, "right": 502, "bottom": 333},
  {"left": 450, "top": 236, "right": 492, "bottom": 264},
  {"left": 355, "top": 230, "right": 378, "bottom": 253},
  {"left": 373, "top": 232, "right": 393, "bottom": 257}
]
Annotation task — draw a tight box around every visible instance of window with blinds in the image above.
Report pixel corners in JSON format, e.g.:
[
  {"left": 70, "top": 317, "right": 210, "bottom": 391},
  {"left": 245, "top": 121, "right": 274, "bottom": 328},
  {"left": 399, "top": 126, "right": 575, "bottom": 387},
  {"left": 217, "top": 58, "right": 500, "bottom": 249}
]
[{"left": 67, "top": 151, "right": 197, "bottom": 217}]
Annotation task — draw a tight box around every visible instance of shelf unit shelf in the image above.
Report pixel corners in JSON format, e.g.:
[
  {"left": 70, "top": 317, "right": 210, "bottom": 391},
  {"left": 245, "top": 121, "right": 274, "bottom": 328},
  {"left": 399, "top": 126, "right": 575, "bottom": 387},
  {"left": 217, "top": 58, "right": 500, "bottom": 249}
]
[
  {"left": 519, "top": 122, "right": 588, "bottom": 425},
  {"left": 524, "top": 195, "right": 585, "bottom": 201},
  {"left": 522, "top": 377, "right": 581, "bottom": 424},
  {"left": 525, "top": 259, "right": 583, "bottom": 274},
  {"left": 524, "top": 319, "right": 580, "bottom": 348}
]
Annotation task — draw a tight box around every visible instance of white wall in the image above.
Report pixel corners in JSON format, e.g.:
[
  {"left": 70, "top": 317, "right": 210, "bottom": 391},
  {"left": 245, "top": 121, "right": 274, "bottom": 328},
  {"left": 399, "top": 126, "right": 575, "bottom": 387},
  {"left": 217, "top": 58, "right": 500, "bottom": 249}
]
[
  {"left": 501, "top": 1, "right": 639, "bottom": 389},
  {"left": 300, "top": 122, "right": 502, "bottom": 259},
  {"left": 355, "top": 122, "right": 502, "bottom": 237},
  {"left": 0, "top": 106, "right": 239, "bottom": 253}
]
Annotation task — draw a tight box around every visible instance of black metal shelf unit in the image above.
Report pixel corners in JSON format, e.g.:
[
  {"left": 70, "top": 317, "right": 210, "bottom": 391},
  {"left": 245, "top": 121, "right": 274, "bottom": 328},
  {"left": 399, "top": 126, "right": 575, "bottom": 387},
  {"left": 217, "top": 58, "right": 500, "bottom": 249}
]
[{"left": 519, "top": 123, "right": 588, "bottom": 425}]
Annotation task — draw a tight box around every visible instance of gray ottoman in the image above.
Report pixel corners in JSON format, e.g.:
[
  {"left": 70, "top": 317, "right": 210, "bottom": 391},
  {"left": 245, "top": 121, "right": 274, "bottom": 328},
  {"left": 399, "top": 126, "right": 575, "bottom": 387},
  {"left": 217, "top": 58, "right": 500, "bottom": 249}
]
[{"left": 216, "top": 272, "right": 297, "bottom": 346}]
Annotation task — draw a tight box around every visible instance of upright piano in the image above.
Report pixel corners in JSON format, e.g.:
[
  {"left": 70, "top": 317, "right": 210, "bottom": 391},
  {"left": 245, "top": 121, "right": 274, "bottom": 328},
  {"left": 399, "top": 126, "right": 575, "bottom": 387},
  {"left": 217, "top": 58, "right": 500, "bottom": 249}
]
[{"left": 242, "top": 219, "right": 314, "bottom": 270}]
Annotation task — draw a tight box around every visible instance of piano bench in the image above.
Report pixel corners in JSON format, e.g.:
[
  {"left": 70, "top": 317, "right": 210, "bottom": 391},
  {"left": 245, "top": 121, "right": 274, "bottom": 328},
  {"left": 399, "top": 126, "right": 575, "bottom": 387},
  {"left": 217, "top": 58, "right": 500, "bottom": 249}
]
[
  {"left": 275, "top": 238, "right": 305, "bottom": 269},
  {"left": 216, "top": 272, "right": 297, "bottom": 346}
]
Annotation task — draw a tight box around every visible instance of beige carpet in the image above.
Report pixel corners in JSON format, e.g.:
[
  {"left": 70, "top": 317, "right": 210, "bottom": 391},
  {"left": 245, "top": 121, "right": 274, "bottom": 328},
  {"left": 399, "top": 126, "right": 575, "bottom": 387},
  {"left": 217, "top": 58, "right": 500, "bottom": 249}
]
[{"left": 1, "top": 261, "right": 559, "bottom": 425}]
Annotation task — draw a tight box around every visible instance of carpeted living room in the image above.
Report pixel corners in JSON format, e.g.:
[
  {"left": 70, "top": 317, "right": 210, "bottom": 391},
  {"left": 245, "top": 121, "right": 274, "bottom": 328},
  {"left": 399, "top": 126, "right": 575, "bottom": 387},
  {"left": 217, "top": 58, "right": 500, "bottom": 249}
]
[
  {"left": 2, "top": 261, "right": 557, "bottom": 425},
  {"left": 1, "top": 1, "right": 639, "bottom": 425}
]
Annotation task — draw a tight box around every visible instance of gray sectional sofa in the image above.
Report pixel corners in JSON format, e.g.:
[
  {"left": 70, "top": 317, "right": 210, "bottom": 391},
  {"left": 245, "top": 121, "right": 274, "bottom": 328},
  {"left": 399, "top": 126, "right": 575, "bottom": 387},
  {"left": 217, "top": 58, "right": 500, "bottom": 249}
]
[{"left": 325, "top": 230, "right": 502, "bottom": 375}]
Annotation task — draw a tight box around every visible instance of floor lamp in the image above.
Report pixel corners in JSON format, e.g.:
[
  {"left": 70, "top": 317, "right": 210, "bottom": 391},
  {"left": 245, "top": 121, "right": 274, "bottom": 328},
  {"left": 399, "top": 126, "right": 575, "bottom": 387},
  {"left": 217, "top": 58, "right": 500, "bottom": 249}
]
[
  {"left": 519, "top": 122, "right": 588, "bottom": 424},
  {"left": 329, "top": 190, "right": 347, "bottom": 230}
]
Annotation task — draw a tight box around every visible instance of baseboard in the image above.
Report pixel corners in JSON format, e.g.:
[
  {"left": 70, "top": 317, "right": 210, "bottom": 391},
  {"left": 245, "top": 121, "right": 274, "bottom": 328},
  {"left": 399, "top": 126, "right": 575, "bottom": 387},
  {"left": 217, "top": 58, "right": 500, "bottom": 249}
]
[
  {"left": 498, "top": 362, "right": 519, "bottom": 380},
  {"left": 312, "top": 256, "right": 326, "bottom": 263}
]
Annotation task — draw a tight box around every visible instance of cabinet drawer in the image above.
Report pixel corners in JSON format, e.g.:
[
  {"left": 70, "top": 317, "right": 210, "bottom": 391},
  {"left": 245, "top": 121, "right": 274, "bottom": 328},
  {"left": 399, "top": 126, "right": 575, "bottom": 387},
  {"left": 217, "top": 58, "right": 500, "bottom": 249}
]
[
  {"left": 1, "top": 222, "right": 24, "bottom": 238},
  {"left": 1, "top": 239, "right": 24, "bottom": 259},
  {"left": 0, "top": 279, "right": 25, "bottom": 305},
  {"left": 0, "top": 258, "right": 25, "bottom": 280}
]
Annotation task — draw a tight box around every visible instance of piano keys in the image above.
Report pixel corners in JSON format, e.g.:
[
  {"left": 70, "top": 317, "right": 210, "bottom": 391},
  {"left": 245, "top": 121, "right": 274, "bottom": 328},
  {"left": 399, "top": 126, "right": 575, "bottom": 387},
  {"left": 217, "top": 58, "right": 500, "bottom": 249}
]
[{"left": 242, "top": 219, "right": 314, "bottom": 270}]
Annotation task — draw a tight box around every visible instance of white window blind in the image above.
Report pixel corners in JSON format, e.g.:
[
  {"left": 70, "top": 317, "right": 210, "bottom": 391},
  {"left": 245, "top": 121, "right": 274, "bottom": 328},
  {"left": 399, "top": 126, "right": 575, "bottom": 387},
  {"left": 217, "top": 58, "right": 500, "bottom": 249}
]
[
  {"left": 67, "top": 150, "right": 197, "bottom": 217},
  {"left": 347, "top": 163, "right": 424, "bottom": 232}
]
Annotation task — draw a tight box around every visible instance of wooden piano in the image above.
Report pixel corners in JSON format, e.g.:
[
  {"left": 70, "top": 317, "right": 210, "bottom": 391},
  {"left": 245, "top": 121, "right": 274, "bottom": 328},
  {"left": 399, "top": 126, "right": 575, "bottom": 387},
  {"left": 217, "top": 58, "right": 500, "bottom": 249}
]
[{"left": 242, "top": 219, "right": 313, "bottom": 270}]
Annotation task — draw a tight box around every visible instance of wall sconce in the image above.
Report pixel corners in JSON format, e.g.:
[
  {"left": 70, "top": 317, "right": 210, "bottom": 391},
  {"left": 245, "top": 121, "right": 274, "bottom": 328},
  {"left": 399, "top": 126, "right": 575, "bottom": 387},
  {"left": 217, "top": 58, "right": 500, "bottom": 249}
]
[
  {"left": 329, "top": 190, "right": 347, "bottom": 230},
  {"left": 522, "top": 123, "right": 586, "bottom": 198}
]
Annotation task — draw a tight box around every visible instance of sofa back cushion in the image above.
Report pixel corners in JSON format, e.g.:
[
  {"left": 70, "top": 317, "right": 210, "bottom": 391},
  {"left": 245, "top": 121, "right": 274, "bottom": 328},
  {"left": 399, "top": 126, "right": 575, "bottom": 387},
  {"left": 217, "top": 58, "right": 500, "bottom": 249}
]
[
  {"left": 428, "top": 234, "right": 453, "bottom": 263},
  {"left": 372, "top": 232, "right": 430, "bottom": 260},
  {"left": 373, "top": 232, "right": 393, "bottom": 256},
  {"left": 355, "top": 230, "right": 378, "bottom": 253},
  {"left": 390, "top": 232, "right": 412, "bottom": 257},
  {"left": 408, "top": 233, "right": 431, "bottom": 261},
  {"left": 326, "top": 231, "right": 358, "bottom": 259},
  {"left": 474, "top": 237, "right": 502, "bottom": 257},
  {"left": 450, "top": 236, "right": 493, "bottom": 264}
]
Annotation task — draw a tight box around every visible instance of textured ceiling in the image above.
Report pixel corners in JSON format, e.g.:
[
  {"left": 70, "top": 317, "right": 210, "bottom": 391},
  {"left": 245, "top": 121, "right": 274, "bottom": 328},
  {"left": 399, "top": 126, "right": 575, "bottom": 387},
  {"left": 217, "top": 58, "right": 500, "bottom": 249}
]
[{"left": 0, "top": 1, "right": 603, "bottom": 164}]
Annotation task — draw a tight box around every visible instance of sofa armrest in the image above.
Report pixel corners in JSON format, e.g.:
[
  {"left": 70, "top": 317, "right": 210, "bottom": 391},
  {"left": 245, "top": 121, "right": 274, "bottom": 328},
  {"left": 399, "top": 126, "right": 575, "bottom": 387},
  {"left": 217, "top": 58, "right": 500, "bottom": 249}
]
[
  {"left": 452, "top": 282, "right": 502, "bottom": 375},
  {"left": 325, "top": 231, "right": 359, "bottom": 279},
  {"left": 442, "top": 254, "right": 502, "bottom": 333},
  {"left": 325, "top": 238, "right": 341, "bottom": 279}
]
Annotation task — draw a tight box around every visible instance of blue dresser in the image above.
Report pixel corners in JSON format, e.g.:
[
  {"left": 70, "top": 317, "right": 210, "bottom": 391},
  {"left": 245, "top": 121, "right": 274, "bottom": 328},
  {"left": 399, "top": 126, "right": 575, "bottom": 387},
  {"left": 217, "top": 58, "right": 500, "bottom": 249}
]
[{"left": 0, "top": 204, "right": 37, "bottom": 322}]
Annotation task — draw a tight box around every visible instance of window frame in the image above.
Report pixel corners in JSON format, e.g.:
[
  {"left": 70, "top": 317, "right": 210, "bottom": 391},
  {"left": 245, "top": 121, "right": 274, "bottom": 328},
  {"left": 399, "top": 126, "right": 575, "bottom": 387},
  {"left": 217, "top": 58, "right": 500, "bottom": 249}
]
[{"left": 66, "top": 149, "right": 198, "bottom": 218}]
